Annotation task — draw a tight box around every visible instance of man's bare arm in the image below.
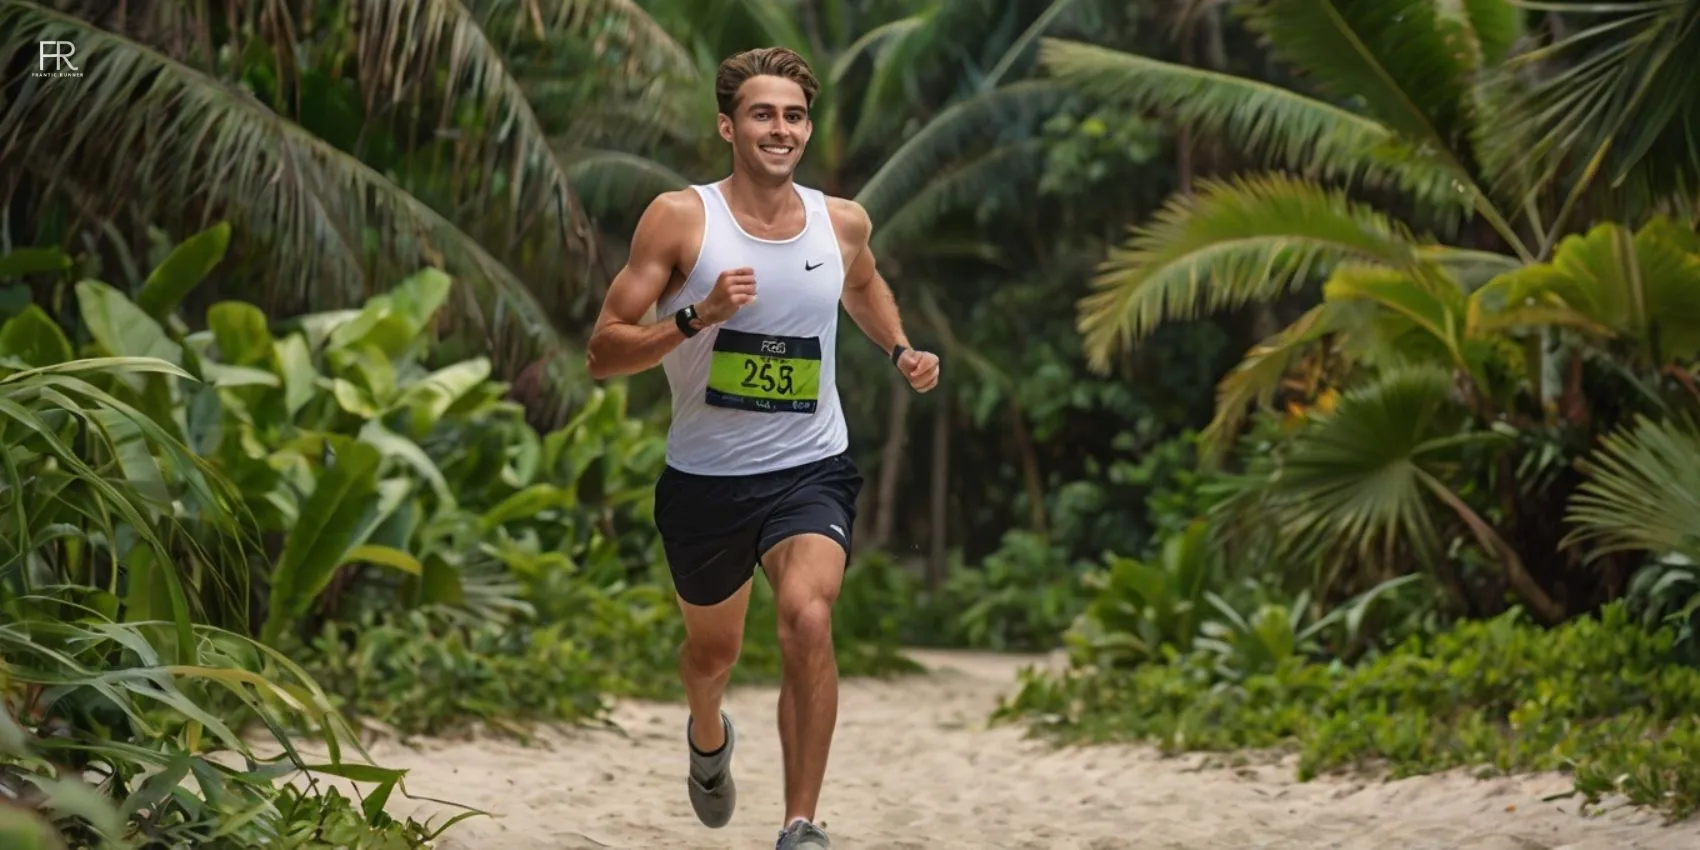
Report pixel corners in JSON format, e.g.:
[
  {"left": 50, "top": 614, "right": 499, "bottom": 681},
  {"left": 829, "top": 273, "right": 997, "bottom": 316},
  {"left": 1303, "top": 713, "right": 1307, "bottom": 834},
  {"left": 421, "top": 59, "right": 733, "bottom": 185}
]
[
  {"left": 834, "top": 199, "right": 909, "bottom": 358},
  {"left": 585, "top": 194, "right": 695, "bottom": 380}
]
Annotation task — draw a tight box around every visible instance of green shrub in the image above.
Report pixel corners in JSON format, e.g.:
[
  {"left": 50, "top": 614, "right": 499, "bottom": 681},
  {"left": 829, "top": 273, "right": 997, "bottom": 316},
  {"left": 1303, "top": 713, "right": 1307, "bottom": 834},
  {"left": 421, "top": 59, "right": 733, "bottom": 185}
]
[{"left": 997, "top": 601, "right": 1700, "bottom": 820}]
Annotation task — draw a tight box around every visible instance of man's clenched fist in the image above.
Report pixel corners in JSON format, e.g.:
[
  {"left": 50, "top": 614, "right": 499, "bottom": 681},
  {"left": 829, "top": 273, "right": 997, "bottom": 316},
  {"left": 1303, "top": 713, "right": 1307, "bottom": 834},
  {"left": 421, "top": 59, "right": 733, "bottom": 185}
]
[{"left": 896, "top": 347, "right": 940, "bottom": 392}]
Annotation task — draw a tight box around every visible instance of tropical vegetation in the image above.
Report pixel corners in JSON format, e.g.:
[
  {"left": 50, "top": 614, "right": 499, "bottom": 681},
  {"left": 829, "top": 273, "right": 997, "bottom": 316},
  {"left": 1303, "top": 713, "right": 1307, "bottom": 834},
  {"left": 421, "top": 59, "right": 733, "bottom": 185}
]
[{"left": 2, "top": 0, "right": 1699, "bottom": 846}]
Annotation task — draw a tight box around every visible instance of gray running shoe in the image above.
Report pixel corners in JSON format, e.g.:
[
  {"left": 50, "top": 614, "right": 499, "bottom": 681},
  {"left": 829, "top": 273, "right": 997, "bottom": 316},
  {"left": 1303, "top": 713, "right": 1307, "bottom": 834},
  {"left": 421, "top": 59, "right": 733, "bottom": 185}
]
[
  {"left": 774, "top": 819, "right": 832, "bottom": 849},
  {"left": 686, "top": 711, "right": 735, "bottom": 828}
]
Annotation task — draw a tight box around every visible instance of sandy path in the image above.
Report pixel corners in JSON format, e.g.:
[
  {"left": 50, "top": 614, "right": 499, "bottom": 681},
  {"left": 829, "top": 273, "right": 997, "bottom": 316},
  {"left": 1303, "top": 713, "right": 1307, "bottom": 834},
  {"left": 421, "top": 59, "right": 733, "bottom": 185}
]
[{"left": 326, "top": 649, "right": 1700, "bottom": 849}]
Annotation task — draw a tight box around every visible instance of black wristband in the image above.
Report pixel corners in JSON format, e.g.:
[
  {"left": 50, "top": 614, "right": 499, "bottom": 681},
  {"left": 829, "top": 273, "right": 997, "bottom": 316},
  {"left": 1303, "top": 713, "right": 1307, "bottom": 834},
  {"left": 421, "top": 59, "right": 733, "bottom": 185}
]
[
  {"left": 889, "top": 344, "right": 908, "bottom": 365},
  {"left": 675, "top": 304, "right": 700, "bottom": 338}
]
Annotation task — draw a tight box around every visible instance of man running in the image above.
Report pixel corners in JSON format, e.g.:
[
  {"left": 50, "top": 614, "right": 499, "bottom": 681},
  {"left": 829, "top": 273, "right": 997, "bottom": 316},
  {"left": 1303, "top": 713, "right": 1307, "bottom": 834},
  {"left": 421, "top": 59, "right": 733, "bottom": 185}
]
[{"left": 584, "top": 45, "right": 940, "bottom": 850}]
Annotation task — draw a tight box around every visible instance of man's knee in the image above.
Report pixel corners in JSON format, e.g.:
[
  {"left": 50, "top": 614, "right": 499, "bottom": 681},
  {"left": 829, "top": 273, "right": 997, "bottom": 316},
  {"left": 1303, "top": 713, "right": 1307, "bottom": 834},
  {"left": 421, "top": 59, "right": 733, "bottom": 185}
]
[
  {"left": 679, "top": 584, "right": 751, "bottom": 678},
  {"left": 776, "top": 594, "right": 834, "bottom": 649},
  {"left": 684, "top": 628, "right": 743, "bottom": 677}
]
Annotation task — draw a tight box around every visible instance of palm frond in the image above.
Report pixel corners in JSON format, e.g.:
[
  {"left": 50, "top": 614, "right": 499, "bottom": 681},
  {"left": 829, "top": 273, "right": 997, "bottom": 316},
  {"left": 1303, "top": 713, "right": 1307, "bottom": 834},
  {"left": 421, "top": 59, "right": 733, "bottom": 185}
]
[
  {"left": 831, "top": 15, "right": 925, "bottom": 85},
  {"left": 1234, "top": 0, "right": 1529, "bottom": 255},
  {"left": 561, "top": 149, "right": 692, "bottom": 221},
  {"left": 1482, "top": 0, "right": 1700, "bottom": 236},
  {"left": 354, "top": 0, "right": 600, "bottom": 288},
  {"left": 1237, "top": 0, "right": 1470, "bottom": 149},
  {"left": 872, "top": 139, "right": 1045, "bottom": 256},
  {"left": 843, "top": 0, "right": 1001, "bottom": 157},
  {"left": 1201, "top": 298, "right": 1374, "bottom": 459},
  {"left": 471, "top": 0, "right": 695, "bottom": 76},
  {"left": 1486, "top": 217, "right": 1700, "bottom": 364},
  {"left": 1037, "top": 37, "right": 1470, "bottom": 222},
  {"left": 539, "top": 76, "right": 709, "bottom": 152},
  {"left": 854, "top": 79, "right": 1066, "bottom": 226},
  {"left": 1322, "top": 264, "right": 1468, "bottom": 365},
  {"left": 1249, "top": 363, "right": 1471, "bottom": 570},
  {"left": 1456, "top": 0, "right": 1526, "bottom": 68},
  {"left": 642, "top": 0, "right": 815, "bottom": 68},
  {"left": 1564, "top": 413, "right": 1700, "bottom": 562},
  {"left": 0, "top": 3, "right": 574, "bottom": 368},
  {"left": 980, "top": 0, "right": 1091, "bottom": 91},
  {"left": 1074, "top": 172, "right": 1436, "bottom": 372}
]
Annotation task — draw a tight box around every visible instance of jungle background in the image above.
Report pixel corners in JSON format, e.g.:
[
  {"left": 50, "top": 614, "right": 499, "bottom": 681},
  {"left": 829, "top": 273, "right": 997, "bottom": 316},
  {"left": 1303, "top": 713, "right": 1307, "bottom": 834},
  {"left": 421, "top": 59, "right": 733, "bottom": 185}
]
[{"left": 4, "top": 0, "right": 1700, "bottom": 846}]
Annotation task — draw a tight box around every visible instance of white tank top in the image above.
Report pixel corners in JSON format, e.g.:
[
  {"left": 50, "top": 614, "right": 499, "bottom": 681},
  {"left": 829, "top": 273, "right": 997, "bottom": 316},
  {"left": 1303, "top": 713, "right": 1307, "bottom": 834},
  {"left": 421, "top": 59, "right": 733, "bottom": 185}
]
[{"left": 655, "top": 181, "right": 849, "bottom": 476}]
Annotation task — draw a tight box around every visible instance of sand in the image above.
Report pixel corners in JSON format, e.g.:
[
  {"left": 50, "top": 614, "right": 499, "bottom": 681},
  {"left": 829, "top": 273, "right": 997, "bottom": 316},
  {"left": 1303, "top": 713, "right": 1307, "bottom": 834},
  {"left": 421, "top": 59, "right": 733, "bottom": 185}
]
[{"left": 297, "top": 649, "right": 1700, "bottom": 849}]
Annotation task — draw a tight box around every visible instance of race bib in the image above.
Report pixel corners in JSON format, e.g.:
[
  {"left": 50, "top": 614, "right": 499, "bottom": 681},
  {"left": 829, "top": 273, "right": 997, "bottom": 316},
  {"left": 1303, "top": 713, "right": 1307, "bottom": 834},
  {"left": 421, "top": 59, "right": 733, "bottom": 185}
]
[{"left": 705, "top": 329, "right": 821, "bottom": 414}]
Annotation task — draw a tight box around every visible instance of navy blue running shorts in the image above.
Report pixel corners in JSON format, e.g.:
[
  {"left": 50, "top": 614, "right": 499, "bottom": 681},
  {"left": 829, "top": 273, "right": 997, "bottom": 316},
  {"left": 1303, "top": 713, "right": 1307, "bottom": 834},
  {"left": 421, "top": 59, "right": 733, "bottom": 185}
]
[{"left": 652, "top": 451, "right": 863, "bottom": 607}]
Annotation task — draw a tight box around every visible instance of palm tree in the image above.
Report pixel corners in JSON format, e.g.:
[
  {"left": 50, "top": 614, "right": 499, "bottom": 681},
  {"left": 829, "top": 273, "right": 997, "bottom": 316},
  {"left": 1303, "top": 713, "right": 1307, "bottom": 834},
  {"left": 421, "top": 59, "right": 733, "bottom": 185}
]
[
  {"left": 1043, "top": 1, "right": 1699, "bottom": 421},
  {"left": 1034, "top": 0, "right": 1700, "bottom": 622},
  {"left": 0, "top": 0, "right": 694, "bottom": 422}
]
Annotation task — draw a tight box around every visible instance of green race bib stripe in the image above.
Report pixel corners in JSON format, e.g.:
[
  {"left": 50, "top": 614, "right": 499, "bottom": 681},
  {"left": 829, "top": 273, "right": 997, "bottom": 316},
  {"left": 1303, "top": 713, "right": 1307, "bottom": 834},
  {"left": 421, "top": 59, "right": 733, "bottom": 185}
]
[{"left": 705, "top": 329, "right": 823, "bottom": 414}]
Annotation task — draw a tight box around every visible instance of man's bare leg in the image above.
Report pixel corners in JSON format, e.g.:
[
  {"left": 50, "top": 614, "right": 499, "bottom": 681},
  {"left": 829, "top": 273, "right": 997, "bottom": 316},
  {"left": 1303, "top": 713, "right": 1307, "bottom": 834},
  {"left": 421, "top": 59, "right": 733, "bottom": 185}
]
[
  {"left": 678, "top": 579, "right": 753, "bottom": 827},
  {"left": 761, "top": 533, "right": 845, "bottom": 825}
]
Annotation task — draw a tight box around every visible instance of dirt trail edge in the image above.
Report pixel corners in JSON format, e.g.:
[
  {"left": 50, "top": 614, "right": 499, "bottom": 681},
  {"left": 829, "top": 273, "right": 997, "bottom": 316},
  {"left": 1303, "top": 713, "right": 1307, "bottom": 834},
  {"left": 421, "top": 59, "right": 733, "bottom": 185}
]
[{"left": 313, "top": 650, "right": 1700, "bottom": 849}]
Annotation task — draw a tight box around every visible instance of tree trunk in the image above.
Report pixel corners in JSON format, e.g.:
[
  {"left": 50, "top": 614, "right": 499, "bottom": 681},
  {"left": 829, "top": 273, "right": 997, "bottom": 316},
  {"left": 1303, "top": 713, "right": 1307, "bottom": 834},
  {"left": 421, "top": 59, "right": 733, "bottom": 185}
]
[
  {"left": 1008, "top": 399, "right": 1048, "bottom": 536},
  {"left": 869, "top": 373, "right": 911, "bottom": 551},
  {"left": 1424, "top": 472, "right": 1567, "bottom": 625},
  {"left": 927, "top": 395, "right": 951, "bottom": 592}
]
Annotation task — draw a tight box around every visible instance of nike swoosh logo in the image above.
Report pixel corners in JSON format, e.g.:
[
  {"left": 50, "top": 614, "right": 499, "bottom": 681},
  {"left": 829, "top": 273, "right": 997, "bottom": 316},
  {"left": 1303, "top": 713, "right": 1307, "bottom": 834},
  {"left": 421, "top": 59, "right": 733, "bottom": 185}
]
[{"left": 805, "top": 260, "right": 823, "bottom": 271}]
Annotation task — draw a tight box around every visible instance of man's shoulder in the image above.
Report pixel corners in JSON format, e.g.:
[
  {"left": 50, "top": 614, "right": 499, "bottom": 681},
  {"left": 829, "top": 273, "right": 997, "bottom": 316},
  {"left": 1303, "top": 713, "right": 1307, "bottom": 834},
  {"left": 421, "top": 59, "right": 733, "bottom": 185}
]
[
  {"left": 633, "top": 188, "right": 706, "bottom": 250},
  {"left": 645, "top": 187, "right": 706, "bottom": 223},
  {"left": 822, "top": 195, "right": 871, "bottom": 242}
]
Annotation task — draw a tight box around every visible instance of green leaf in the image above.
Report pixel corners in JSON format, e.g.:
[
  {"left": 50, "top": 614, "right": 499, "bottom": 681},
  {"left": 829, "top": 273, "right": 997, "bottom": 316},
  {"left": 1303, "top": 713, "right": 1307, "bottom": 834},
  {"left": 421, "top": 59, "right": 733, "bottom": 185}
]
[
  {"left": 207, "top": 301, "right": 274, "bottom": 367},
  {"left": 76, "top": 280, "right": 182, "bottom": 370},
  {"left": 1037, "top": 37, "right": 1466, "bottom": 217},
  {"left": 274, "top": 334, "right": 320, "bottom": 418},
  {"left": 1075, "top": 172, "right": 1431, "bottom": 370},
  {"left": 396, "top": 356, "right": 490, "bottom": 434},
  {"left": 1236, "top": 0, "right": 1470, "bottom": 153},
  {"left": 1488, "top": 217, "right": 1700, "bottom": 363},
  {"left": 261, "top": 437, "right": 382, "bottom": 644},
  {"left": 419, "top": 554, "right": 465, "bottom": 606},
  {"left": 0, "top": 246, "right": 72, "bottom": 278},
  {"left": 1482, "top": 2, "right": 1700, "bottom": 223},
  {"left": 136, "top": 221, "right": 230, "bottom": 320},
  {"left": 326, "top": 270, "right": 452, "bottom": 360},
  {"left": 479, "top": 483, "right": 575, "bottom": 530},
  {"left": 1201, "top": 299, "right": 1372, "bottom": 458},
  {"left": 855, "top": 80, "right": 1069, "bottom": 224},
  {"left": 341, "top": 544, "right": 423, "bottom": 576},
  {"left": 1241, "top": 363, "right": 1477, "bottom": 570},
  {"left": 1459, "top": 0, "right": 1524, "bottom": 68},
  {"left": 358, "top": 420, "right": 452, "bottom": 508},
  {"left": 0, "top": 304, "right": 74, "bottom": 366},
  {"left": 198, "top": 362, "right": 281, "bottom": 389},
  {"left": 1564, "top": 414, "right": 1700, "bottom": 563}
]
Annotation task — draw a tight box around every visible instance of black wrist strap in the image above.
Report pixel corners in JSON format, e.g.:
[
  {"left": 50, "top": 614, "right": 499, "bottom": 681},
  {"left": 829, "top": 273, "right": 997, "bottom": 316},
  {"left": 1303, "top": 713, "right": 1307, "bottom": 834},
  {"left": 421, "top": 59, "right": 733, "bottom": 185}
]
[
  {"left": 889, "top": 344, "right": 908, "bottom": 365},
  {"left": 675, "top": 304, "right": 700, "bottom": 338}
]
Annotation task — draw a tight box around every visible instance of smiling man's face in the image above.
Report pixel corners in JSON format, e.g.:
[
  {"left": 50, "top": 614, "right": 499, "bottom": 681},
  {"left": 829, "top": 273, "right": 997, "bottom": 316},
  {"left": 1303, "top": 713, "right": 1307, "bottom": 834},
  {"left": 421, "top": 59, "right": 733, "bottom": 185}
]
[{"left": 718, "top": 74, "right": 812, "bottom": 182}]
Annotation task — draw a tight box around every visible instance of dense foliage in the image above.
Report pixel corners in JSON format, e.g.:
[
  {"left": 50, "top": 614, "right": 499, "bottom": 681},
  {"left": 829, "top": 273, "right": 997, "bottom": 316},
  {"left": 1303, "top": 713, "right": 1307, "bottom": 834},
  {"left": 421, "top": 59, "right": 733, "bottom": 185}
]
[
  {"left": 992, "top": 0, "right": 1700, "bottom": 824},
  {"left": 0, "top": 232, "right": 915, "bottom": 846},
  {"left": 1000, "top": 602, "right": 1700, "bottom": 820},
  {"left": 5, "top": 0, "right": 1700, "bottom": 845}
]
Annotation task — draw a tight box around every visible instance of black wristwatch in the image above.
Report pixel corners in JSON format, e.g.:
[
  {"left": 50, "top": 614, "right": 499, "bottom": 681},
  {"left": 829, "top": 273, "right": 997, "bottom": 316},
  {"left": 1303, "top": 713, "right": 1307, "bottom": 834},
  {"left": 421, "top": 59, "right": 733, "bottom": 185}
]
[
  {"left": 889, "top": 344, "right": 908, "bottom": 365},
  {"left": 675, "top": 304, "right": 701, "bottom": 338}
]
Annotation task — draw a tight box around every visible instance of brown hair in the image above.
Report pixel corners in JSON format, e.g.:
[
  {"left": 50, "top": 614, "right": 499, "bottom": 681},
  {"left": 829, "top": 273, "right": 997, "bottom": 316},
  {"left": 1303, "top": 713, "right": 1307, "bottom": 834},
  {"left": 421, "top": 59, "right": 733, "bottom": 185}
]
[{"left": 715, "top": 47, "right": 819, "bottom": 116}]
